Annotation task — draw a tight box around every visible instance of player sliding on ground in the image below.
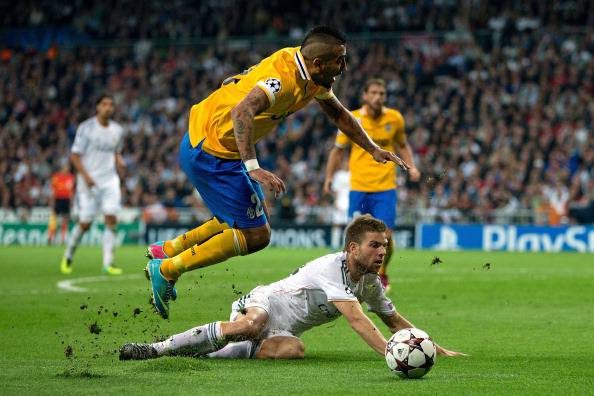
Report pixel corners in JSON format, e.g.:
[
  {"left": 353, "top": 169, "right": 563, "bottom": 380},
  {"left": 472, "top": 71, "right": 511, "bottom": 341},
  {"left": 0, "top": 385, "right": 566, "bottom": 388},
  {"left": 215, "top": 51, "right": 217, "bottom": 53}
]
[
  {"left": 121, "top": 216, "right": 465, "bottom": 360},
  {"left": 144, "top": 26, "right": 409, "bottom": 319}
]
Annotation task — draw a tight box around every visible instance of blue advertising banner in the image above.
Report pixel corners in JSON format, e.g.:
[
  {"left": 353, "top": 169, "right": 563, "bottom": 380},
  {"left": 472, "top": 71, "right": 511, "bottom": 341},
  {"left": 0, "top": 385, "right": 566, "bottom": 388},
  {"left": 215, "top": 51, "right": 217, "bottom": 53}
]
[
  {"left": 417, "top": 224, "right": 594, "bottom": 253},
  {"left": 144, "top": 224, "right": 416, "bottom": 249}
]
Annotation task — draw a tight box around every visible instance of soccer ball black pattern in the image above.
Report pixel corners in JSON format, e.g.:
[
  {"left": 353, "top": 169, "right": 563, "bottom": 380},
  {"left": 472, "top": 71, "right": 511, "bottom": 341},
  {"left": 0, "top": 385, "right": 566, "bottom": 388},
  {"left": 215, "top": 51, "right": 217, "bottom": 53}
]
[
  {"left": 385, "top": 328, "right": 436, "bottom": 379},
  {"left": 265, "top": 78, "right": 282, "bottom": 94}
]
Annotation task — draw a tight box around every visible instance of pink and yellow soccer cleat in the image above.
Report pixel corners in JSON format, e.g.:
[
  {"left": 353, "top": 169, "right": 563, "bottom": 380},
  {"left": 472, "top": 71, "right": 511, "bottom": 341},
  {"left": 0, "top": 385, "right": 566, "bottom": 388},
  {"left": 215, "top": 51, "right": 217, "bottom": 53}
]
[{"left": 146, "top": 241, "right": 169, "bottom": 260}]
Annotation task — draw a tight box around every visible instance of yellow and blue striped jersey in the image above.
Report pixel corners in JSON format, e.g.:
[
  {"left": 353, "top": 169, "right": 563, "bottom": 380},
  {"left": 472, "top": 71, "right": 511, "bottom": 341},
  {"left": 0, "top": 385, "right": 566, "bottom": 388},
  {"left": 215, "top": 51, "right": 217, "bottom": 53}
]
[{"left": 335, "top": 107, "right": 406, "bottom": 192}]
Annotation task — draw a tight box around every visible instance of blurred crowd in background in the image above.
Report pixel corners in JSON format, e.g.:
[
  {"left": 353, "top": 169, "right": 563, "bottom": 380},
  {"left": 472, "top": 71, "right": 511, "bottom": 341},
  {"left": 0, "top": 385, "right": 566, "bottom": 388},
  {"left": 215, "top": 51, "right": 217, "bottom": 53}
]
[{"left": 1, "top": 1, "right": 592, "bottom": 225}]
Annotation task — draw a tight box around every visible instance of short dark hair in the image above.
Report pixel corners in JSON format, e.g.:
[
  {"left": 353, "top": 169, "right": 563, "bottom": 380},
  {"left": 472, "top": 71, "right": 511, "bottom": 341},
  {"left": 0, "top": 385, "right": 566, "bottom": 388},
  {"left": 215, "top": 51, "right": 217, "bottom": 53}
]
[
  {"left": 363, "top": 78, "right": 386, "bottom": 92},
  {"left": 301, "top": 26, "right": 346, "bottom": 48},
  {"left": 95, "top": 93, "right": 113, "bottom": 105},
  {"left": 344, "top": 215, "right": 387, "bottom": 249}
]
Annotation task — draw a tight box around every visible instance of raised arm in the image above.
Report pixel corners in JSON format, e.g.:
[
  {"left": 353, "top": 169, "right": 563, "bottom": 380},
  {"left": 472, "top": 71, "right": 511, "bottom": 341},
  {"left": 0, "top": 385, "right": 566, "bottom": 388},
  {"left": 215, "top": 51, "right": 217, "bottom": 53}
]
[
  {"left": 333, "top": 300, "right": 387, "bottom": 355},
  {"left": 317, "top": 96, "right": 409, "bottom": 170},
  {"left": 230, "top": 87, "right": 286, "bottom": 195}
]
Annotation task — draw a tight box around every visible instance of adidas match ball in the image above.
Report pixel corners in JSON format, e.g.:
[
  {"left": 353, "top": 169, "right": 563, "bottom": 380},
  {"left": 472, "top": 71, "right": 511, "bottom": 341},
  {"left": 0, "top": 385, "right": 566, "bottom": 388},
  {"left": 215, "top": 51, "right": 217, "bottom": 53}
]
[{"left": 385, "top": 327, "right": 436, "bottom": 379}]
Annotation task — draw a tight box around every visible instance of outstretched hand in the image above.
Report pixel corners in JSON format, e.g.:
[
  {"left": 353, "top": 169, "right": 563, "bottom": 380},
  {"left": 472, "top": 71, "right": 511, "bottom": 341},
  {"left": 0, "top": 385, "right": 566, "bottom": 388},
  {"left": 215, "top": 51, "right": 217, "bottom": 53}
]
[
  {"left": 371, "top": 148, "right": 410, "bottom": 171},
  {"left": 436, "top": 344, "right": 468, "bottom": 357}
]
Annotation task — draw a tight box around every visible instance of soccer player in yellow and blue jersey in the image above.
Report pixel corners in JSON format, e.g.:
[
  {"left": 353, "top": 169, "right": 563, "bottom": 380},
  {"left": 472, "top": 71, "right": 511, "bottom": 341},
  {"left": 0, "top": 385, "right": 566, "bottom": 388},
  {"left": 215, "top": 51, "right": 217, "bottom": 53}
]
[
  {"left": 144, "top": 27, "right": 410, "bottom": 319},
  {"left": 324, "top": 79, "right": 420, "bottom": 290}
]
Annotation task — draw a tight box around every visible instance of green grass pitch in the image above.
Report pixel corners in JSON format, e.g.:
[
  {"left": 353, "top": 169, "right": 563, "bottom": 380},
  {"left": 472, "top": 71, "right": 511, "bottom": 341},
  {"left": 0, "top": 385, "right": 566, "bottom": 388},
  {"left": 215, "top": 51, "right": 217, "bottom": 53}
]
[{"left": 0, "top": 246, "right": 592, "bottom": 395}]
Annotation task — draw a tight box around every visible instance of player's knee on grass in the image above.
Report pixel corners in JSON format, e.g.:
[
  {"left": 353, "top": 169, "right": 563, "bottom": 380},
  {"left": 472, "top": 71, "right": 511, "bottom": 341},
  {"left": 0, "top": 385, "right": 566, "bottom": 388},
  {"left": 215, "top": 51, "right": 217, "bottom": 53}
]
[
  {"left": 256, "top": 337, "right": 305, "bottom": 359},
  {"left": 241, "top": 224, "right": 271, "bottom": 254}
]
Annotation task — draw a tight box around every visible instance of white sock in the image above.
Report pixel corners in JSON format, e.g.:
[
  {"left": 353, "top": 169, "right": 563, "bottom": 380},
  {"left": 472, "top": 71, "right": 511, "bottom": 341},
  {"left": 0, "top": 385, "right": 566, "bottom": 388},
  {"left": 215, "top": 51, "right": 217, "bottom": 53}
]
[
  {"left": 103, "top": 227, "right": 115, "bottom": 268},
  {"left": 207, "top": 341, "right": 257, "bottom": 359},
  {"left": 152, "top": 322, "right": 226, "bottom": 356},
  {"left": 64, "top": 224, "right": 84, "bottom": 260}
]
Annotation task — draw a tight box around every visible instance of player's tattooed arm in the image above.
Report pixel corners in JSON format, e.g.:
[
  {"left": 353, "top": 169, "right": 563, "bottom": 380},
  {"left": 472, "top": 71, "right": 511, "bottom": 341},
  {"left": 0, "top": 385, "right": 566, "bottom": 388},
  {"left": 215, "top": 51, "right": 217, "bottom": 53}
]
[
  {"left": 318, "top": 97, "right": 410, "bottom": 170},
  {"left": 317, "top": 96, "right": 376, "bottom": 152},
  {"left": 231, "top": 87, "right": 286, "bottom": 195},
  {"left": 231, "top": 87, "right": 270, "bottom": 162}
]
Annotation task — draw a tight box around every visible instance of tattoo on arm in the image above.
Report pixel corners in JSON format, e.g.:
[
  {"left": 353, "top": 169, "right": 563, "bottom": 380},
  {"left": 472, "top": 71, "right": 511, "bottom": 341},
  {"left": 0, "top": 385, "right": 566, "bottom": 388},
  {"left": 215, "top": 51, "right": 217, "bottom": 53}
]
[
  {"left": 318, "top": 97, "right": 378, "bottom": 153},
  {"left": 317, "top": 96, "right": 343, "bottom": 121},
  {"left": 231, "top": 88, "right": 270, "bottom": 162}
]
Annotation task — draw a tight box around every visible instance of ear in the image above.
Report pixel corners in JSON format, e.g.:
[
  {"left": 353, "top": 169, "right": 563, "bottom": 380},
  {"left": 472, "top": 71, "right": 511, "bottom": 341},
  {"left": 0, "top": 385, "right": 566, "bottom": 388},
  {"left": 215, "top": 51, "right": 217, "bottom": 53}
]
[
  {"left": 346, "top": 241, "right": 358, "bottom": 254},
  {"left": 312, "top": 58, "right": 322, "bottom": 69}
]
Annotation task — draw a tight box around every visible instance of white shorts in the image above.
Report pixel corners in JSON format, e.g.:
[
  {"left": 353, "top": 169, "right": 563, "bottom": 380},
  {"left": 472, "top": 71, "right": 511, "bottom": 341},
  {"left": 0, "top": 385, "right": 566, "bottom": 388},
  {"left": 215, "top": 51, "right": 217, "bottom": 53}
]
[
  {"left": 74, "top": 177, "right": 121, "bottom": 223},
  {"left": 230, "top": 286, "right": 299, "bottom": 340}
]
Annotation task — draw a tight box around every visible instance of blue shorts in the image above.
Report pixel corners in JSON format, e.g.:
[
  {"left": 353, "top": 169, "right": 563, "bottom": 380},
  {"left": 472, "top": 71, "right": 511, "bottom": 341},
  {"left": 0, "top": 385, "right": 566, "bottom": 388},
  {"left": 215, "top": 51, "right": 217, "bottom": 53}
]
[
  {"left": 348, "top": 189, "right": 397, "bottom": 228},
  {"left": 178, "top": 132, "right": 267, "bottom": 229}
]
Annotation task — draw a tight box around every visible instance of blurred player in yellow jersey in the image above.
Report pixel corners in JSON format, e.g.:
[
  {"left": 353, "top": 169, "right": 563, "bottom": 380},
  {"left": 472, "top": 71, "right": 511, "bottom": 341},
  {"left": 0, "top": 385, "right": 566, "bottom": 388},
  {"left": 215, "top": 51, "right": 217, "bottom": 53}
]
[
  {"left": 324, "top": 79, "right": 420, "bottom": 290},
  {"left": 144, "top": 27, "right": 410, "bottom": 319}
]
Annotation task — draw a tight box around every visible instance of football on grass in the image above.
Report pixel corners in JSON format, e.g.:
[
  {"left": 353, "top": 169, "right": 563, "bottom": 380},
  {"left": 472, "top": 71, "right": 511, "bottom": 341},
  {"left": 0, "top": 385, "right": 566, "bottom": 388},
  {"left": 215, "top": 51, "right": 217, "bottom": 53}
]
[{"left": 385, "top": 327, "right": 436, "bottom": 379}]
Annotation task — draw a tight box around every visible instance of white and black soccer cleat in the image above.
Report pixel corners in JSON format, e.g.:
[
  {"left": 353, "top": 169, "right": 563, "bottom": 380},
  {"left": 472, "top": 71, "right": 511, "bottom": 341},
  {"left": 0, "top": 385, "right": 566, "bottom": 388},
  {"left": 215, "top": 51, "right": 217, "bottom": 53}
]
[{"left": 119, "top": 343, "right": 159, "bottom": 360}]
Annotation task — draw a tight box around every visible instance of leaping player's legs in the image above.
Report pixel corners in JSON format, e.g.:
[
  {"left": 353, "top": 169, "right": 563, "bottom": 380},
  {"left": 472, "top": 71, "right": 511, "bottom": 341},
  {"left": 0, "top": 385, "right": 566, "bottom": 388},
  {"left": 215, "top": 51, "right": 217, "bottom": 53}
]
[
  {"left": 157, "top": 133, "right": 270, "bottom": 281},
  {"left": 144, "top": 133, "right": 271, "bottom": 318}
]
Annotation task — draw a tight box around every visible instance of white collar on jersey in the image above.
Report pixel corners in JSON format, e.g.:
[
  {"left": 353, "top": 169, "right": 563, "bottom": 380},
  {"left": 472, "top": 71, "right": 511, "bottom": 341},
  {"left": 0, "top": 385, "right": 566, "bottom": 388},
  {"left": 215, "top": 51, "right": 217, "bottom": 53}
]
[{"left": 294, "top": 49, "right": 311, "bottom": 81}]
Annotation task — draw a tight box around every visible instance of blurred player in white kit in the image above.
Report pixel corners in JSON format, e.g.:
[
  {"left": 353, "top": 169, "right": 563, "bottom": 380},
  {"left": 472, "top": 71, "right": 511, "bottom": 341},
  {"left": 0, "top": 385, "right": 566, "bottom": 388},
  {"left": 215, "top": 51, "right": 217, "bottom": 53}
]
[
  {"left": 330, "top": 159, "right": 350, "bottom": 249},
  {"left": 60, "top": 94, "right": 126, "bottom": 275}
]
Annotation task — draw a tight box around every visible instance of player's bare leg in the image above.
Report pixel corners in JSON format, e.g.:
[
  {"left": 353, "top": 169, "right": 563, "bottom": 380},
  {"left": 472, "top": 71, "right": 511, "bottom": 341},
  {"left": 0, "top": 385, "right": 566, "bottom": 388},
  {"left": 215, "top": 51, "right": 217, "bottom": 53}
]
[
  {"left": 48, "top": 212, "right": 57, "bottom": 245},
  {"left": 61, "top": 222, "right": 91, "bottom": 274},
  {"left": 60, "top": 215, "right": 70, "bottom": 245},
  {"left": 255, "top": 337, "right": 305, "bottom": 359},
  {"left": 379, "top": 228, "right": 394, "bottom": 290},
  {"left": 102, "top": 214, "right": 122, "bottom": 275}
]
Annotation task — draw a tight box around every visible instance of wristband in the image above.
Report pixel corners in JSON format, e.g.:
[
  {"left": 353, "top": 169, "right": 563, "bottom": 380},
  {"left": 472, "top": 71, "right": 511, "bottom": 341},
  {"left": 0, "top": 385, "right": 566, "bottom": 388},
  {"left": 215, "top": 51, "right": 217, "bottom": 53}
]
[{"left": 244, "top": 159, "right": 260, "bottom": 172}]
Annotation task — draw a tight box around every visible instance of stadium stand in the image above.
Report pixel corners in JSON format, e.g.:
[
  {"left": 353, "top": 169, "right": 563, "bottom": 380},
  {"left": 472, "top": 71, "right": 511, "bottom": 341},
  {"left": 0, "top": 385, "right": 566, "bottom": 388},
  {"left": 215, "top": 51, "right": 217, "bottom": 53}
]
[{"left": 0, "top": 1, "right": 592, "bottom": 225}]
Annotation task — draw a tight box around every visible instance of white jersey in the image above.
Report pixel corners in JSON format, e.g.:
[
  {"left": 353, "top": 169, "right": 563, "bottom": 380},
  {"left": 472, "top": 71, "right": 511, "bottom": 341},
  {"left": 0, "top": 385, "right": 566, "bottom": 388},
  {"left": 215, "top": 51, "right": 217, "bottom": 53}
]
[
  {"left": 71, "top": 117, "right": 124, "bottom": 186},
  {"left": 332, "top": 169, "right": 350, "bottom": 225},
  {"left": 234, "top": 252, "right": 396, "bottom": 337}
]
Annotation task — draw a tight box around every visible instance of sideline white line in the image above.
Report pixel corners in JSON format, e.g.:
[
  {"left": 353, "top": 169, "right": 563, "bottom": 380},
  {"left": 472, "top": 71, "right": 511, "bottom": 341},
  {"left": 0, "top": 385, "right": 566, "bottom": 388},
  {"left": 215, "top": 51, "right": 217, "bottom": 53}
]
[{"left": 56, "top": 274, "right": 142, "bottom": 293}]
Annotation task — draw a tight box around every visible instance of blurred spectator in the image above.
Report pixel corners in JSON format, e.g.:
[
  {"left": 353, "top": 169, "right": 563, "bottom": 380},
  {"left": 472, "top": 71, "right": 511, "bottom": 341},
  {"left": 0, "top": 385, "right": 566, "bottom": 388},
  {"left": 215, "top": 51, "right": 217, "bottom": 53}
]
[{"left": 0, "top": 2, "right": 593, "bottom": 225}]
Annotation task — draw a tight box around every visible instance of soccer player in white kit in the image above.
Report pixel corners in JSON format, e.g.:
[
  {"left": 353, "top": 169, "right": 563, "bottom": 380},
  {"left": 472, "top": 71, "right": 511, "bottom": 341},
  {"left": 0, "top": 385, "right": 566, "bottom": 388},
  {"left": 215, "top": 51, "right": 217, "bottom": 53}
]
[
  {"left": 60, "top": 94, "right": 126, "bottom": 275},
  {"left": 120, "top": 216, "right": 465, "bottom": 360}
]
